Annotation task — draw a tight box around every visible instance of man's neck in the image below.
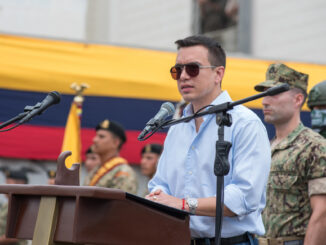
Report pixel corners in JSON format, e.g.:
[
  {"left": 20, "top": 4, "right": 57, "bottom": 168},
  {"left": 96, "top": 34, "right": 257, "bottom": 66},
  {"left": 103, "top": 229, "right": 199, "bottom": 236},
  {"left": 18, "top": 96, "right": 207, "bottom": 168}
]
[
  {"left": 191, "top": 90, "right": 223, "bottom": 114},
  {"left": 192, "top": 90, "right": 223, "bottom": 132},
  {"left": 100, "top": 151, "right": 119, "bottom": 165},
  {"left": 273, "top": 115, "right": 301, "bottom": 145}
]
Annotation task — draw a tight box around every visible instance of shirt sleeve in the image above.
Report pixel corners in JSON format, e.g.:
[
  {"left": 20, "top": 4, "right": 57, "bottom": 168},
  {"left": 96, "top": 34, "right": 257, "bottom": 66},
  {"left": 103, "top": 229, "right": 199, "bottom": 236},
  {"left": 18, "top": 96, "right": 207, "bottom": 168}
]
[
  {"left": 306, "top": 136, "right": 326, "bottom": 180},
  {"left": 309, "top": 177, "right": 326, "bottom": 196},
  {"left": 148, "top": 132, "right": 172, "bottom": 195},
  {"left": 224, "top": 119, "right": 271, "bottom": 217}
]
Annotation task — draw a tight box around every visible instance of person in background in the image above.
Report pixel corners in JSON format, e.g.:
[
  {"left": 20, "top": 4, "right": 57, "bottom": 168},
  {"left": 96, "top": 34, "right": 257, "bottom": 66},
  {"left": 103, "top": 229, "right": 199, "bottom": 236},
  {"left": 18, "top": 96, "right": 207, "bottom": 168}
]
[
  {"left": 84, "top": 146, "right": 101, "bottom": 173},
  {"left": 0, "top": 170, "right": 28, "bottom": 245},
  {"left": 307, "top": 80, "right": 326, "bottom": 138},
  {"left": 84, "top": 119, "right": 138, "bottom": 194},
  {"left": 254, "top": 63, "right": 326, "bottom": 245},
  {"left": 140, "top": 143, "right": 163, "bottom": 196},
  {"left": 47, "top": 170, "right": 56, "bottom": 185},
  {"left": 147, "top": 35, "right": 271, "bottom": 245}
]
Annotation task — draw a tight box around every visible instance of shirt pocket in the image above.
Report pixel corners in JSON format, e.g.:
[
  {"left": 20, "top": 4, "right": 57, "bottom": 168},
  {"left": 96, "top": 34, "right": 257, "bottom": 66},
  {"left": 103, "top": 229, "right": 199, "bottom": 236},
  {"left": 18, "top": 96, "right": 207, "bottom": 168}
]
[{"left": 268, "top": 174, "right": 300, "bottom": 213}]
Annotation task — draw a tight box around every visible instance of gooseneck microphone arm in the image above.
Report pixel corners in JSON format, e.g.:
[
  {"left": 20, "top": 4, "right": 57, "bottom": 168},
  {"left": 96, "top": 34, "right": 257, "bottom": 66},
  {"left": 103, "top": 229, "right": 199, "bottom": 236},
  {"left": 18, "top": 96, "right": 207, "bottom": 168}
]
[
  {"left": 0, "top": 112, "right": 29, "bottom": 131},
  {"left": 160, "top": 83, "right": 290, "bottom": 129},
  {"left": 0, "top": 91, "right": 61, "bottom": 132}
]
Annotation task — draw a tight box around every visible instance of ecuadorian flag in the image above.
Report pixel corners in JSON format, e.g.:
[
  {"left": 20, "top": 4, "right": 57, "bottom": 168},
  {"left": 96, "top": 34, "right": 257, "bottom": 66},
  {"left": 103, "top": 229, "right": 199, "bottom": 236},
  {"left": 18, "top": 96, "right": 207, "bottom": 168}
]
[{"left": 0, "top": 34, "right": 325, "bottom": 164}]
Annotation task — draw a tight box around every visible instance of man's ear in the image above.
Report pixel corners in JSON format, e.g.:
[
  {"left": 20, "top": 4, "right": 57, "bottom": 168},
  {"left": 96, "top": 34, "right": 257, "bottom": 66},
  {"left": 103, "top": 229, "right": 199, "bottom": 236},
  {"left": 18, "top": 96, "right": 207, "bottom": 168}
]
[
  {"left": 112, "top": 136, "right": 121, "bottom": 149},
  {"left": 294, "top": 92, "right": 305, "bottom": 108},
  {"left": 214, "top": 66, "right": 225, "bottom": 86}
]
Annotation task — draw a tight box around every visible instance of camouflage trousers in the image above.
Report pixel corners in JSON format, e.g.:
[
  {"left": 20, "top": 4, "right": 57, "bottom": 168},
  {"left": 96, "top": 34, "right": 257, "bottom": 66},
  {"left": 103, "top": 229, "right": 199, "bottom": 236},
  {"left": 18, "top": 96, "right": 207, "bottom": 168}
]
[{"left": 258, "top": 237, "right": 303, "bottom": 245}]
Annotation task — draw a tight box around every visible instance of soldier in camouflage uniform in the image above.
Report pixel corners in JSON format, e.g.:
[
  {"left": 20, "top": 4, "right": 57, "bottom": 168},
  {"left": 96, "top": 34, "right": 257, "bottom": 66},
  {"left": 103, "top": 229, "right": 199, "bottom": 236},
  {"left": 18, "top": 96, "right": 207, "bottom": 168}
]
[
  {"left": 254, "top": 63, "right": 326, "bottom": 245},
  {"left": 307, "top": 80, "right": 326, "bottom": 138},
  {"left": 84, "top": 119, "right": 138, "bottom": 194},
  {"left": 140, "top": 143, "right": 163, "bottom": 197},
  {"left": 0, "top": 170, "right": 28, "bottom": 245}
]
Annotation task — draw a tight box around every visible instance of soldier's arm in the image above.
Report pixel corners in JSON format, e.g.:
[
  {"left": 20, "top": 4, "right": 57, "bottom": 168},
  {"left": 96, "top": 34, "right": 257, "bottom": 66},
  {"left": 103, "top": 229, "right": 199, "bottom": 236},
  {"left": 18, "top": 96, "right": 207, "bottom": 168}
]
[{"left": 304, "top": 194, "right": 326, "bottom": 245}]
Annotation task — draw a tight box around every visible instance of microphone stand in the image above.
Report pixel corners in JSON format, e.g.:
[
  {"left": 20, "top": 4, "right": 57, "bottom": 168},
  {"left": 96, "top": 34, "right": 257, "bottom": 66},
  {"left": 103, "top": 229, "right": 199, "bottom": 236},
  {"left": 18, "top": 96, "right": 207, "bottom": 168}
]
[
  {"left": 146, "top": 84, "right": 289, "bottom": 245},
  {"left": 0, "top": 103, "right": 42, "bottom": 131}
]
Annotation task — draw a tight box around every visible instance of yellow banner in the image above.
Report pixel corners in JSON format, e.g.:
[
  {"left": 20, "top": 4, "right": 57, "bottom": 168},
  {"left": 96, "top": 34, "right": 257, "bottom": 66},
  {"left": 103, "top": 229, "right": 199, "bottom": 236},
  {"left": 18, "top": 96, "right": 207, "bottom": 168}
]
[{"left": 0, "top": 34, "right": 325, "bottom": 110}]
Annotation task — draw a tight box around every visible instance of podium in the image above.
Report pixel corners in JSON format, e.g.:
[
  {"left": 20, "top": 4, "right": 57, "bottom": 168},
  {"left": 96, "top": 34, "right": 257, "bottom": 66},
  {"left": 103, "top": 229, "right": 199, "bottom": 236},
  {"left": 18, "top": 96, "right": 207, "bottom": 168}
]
[{"left": 0, "top": 152, "right": 191, "bottom": 245}]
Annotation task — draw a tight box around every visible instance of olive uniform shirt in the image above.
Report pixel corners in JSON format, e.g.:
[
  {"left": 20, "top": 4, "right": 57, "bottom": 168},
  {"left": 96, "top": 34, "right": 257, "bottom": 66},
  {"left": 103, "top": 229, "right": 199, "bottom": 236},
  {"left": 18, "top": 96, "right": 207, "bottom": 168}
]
[
  {"left": 0, "top": 202, "right": 28, "bottom": 245},
  {"left": 84, "top": 156, "right": 138, "bottom": 194},
  {"left": 263, "top": 123, "right": 326, "bottom": 237}
]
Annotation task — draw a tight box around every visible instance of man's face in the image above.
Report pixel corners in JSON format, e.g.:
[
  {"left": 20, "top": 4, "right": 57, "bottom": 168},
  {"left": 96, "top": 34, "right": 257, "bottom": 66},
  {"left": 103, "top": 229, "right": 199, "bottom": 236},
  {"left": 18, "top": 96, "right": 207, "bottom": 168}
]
[
  {"left": 140, "top": 152, "right": 159, "bottom": 178},
  {"left": 262, "top": 90, "right": 298, "bottom": 125},
  {"left": 175, "top": 45, "right": 223, "bottom": 109},
  {"left": 92, "top": 130, "right": 120, "bottom": 156},
  {"left": 6, "top": 178, "right": 26, "bottom": 185},
  {"left": 85, "top": 152, "right": 102, "bottom": 172}
]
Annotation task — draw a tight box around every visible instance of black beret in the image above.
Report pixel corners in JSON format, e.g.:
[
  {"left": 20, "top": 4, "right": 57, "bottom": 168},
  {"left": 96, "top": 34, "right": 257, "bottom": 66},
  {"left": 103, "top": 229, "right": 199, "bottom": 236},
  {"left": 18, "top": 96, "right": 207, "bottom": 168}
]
[
  {"left": 96, "top": 119, "right": 127, "bottom": 144},
  {"left": 6, "top": 170, "right": 28, "bottom": 183},
  {"left": 141, "top": 143, "right": 163, "bottom": 155},
  {"left": 47, "top": 170, "right": 56, "bottom": 178}
]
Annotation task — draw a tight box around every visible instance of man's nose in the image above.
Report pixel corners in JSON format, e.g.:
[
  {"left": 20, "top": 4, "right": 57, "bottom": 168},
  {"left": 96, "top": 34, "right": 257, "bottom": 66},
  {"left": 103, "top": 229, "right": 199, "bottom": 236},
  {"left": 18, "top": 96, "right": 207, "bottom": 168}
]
[
  {"left": 262, "top": 96, "right": 271, "bottom": 106},
  {"left": 179, "top": 67, "right": 189, "bottom": 80},
  {"left": 92, "top": 136, "right": 98, "bottom": 143}
]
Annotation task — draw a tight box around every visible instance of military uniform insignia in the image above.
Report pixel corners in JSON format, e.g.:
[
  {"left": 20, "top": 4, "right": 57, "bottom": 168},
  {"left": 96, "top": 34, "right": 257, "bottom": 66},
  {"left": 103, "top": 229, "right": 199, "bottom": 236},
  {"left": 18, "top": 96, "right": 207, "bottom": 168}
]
[
  {"left": 100, "top": 119, "right": 110, "bottom": 129},
  {"left": 145, "top": 144, "right": 151, "bottom": 153}
]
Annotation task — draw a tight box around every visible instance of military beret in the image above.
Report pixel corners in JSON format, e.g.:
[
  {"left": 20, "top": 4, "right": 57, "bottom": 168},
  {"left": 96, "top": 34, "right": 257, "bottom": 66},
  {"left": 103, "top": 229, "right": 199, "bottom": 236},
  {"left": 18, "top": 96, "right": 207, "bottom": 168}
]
[
  {"left": 96, "top": 119, "right": 127, "bottom": 144},
  {"left": 6, "top": 170, "right": 28, "bottom": 183},
  {"left": 141, "top": 143, "right": 163, "bottom": 155},
  {"left": 255, "top": 63, "right": 308, "bottom": 93},
  {"left": 47, "top": 170, "right": 56, "bottom": 178}
]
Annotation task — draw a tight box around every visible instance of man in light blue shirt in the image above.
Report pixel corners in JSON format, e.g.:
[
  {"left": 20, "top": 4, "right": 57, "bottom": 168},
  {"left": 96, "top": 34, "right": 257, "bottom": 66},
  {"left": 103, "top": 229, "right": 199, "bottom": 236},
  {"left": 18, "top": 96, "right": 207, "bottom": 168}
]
[{"left": 147, "top": 35, "right": 271, "bottom": 245}]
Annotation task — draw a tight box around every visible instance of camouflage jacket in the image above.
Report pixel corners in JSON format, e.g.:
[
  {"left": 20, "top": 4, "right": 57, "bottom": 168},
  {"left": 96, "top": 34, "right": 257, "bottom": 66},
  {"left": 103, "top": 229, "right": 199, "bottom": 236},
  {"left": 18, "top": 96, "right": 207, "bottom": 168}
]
[
  {"left": 263, "top": 123, "right": 326, "bottom": 237},
  {"left": 0, "top": 202, "right": 7, "bottom": 237},
  {"left": 84, "top": 156, "right": 138, "bottom": 194},
  {"left": 0, "top": 202, "right": 28, "bottom": 245}
]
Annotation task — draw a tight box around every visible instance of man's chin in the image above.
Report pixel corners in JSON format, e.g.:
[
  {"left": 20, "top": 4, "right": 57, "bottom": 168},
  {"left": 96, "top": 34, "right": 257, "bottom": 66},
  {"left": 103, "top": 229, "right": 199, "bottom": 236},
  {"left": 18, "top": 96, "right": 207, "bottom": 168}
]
[
  {"left": 181, "top": 94, "right": 193, "bottom": 103},
  {"left": 263, "top": 116, "right": 274, "bottom": 124}
]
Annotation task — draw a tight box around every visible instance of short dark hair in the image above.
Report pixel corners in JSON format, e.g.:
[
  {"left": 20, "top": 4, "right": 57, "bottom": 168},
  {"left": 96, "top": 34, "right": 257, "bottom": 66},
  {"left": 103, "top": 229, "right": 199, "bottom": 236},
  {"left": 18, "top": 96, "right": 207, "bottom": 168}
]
[{"left": 175, "top": 35, "right": 226, "bottom": 68}]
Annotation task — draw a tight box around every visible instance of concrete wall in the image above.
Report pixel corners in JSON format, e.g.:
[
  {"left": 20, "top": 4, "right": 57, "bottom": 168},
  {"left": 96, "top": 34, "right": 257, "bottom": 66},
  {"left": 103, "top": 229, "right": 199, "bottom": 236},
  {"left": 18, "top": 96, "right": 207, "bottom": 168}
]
[
  {"left": 251, "top": 0, "right": 326, "bottom": 64},
  {"left": 0, "top": 0, "right": 87, "bottom": 40},
  {"left": 0, "top": 0, "right": 193, "bottom": 50}
]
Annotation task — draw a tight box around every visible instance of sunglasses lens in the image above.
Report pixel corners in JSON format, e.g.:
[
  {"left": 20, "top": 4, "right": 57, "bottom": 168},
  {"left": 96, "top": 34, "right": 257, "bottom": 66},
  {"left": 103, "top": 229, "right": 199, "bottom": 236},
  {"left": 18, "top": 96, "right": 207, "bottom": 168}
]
[
  {"left": 185, "top": 64, "right": 200, "bottom": 77},
  {"left": 170, "top": 66, "right": 180, "bottom": 80},
  {"left": 170, "top": 63, "right": 200, "bottom": 80}
]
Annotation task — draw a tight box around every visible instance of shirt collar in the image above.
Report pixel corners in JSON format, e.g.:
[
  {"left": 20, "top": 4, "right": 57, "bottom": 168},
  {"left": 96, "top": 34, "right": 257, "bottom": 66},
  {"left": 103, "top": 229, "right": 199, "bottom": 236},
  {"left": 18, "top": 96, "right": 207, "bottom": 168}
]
[{"left": 272, "top": 122, "right": 305, "bottom": 151}]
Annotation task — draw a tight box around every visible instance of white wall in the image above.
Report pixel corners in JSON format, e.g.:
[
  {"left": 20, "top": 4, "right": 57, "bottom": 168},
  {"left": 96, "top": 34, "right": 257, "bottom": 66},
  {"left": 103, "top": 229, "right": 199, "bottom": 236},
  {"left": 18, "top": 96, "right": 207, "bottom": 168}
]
[
  {"left": 251, "top": 0, "right": 326, "bottom": 64},
  {"left": 0, "top": 0, "right": 87, "bottom": 40},
  {"left": 0, "top": 0, "right": 193, "bottom": 50},
  {"left": 105, "top": 0, "right": 193, "bottom": 50}
]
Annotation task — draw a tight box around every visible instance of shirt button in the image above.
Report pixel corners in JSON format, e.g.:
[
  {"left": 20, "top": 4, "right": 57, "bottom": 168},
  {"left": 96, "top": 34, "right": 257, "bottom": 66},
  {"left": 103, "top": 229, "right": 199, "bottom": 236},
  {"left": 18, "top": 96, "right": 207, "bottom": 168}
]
[
  {"left": 192, "top": 146, "right": 195, "bottom": 150},
  {"left": 188, "top": 171, "right": 192, "bottom": 175}
]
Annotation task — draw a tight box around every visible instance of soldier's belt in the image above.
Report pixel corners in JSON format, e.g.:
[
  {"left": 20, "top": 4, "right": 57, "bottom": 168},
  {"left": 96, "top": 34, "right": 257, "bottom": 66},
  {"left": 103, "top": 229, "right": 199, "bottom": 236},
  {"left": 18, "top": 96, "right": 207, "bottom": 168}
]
[{"left": 258, "top": 236, "right": 303, "bottom": 245}]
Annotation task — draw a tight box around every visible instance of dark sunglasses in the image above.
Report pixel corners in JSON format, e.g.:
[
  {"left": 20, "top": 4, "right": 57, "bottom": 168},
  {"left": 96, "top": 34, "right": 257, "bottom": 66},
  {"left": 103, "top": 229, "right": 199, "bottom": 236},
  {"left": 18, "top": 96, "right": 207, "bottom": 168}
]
[{"left": 170, "top": 62, "right": 217, "bottom": 80}]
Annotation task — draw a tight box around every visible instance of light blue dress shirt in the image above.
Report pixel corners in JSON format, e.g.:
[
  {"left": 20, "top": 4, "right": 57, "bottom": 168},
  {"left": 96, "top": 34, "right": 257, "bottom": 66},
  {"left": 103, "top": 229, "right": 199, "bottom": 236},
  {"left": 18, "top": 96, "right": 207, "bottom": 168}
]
[{"left": 149, "top": 91, "right": 271, "bottom": 238}]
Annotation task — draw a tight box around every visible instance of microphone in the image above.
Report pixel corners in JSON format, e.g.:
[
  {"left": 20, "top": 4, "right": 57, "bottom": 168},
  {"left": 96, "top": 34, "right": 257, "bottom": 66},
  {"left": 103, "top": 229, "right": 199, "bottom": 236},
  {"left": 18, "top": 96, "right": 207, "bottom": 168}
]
[
  {"left": 265, "top": 84, "right": 290, "bottom": 96},
  {"left": 19, "top": 91, "right": 61, "bottom": 124},
  {"left": 138, "top": 102, "right": 175, "bottom": 140}
]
